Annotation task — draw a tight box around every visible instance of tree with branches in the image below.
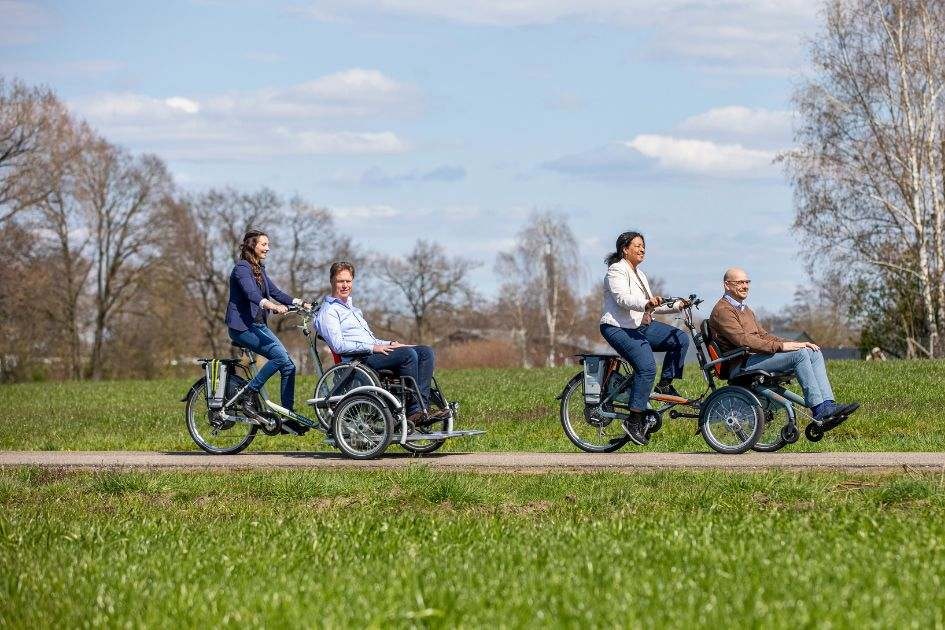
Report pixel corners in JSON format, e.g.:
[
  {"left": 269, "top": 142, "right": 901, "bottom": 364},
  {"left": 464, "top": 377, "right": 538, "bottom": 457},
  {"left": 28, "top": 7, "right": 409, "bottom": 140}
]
[
  {"left": 377, "top": 240, "right": 478, "bottom": 344},
  {"left": 785, "top": 0, "right": 945, "bottom": 357},
  {"left": 496, "top": 211, "right": 581, "bottom": 367}
]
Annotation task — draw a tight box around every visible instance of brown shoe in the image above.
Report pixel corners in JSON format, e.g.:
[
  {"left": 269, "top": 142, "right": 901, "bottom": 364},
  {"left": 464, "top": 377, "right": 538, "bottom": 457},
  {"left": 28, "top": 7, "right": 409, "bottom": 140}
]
[
  {"left": 406, "top": 411, "right": 426, "bottom": 425},
  {"left": 427, "top": 408, "right": 452, "bottom": 421}
]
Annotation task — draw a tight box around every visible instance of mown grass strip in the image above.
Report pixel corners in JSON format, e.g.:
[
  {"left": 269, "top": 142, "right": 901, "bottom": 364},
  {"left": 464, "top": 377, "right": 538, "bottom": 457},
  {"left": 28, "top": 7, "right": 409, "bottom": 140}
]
[
  {"left": 1, "top": 360, "right": 943, "bottom": 453},
  {"left": 1, "top": 467, "right": 945, "bottom": 628}
]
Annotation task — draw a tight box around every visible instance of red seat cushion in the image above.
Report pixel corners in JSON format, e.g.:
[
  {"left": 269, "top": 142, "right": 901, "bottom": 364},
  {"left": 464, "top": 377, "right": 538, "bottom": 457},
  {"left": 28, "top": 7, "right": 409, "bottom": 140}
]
[{"left": 331, "top": 351, "right": 341, "bottom": 365}]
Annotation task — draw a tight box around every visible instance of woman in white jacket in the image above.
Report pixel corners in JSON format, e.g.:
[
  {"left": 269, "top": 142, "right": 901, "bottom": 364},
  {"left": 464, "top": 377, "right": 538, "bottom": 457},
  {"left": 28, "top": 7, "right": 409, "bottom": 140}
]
[{"left": 600, "top": 231, "right": 690, "bottom": 445}]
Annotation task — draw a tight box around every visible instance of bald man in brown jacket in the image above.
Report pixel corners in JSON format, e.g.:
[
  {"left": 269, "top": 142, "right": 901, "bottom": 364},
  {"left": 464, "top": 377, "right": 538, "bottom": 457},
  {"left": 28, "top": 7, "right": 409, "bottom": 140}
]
[{"left": 708, "top": 268, "right": 858, "bottom": 422}]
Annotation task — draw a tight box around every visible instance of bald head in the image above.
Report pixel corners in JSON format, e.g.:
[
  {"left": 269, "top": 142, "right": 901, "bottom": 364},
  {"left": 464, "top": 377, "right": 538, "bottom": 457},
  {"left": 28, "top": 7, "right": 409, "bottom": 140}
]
[{"left": 723, "top": 267, "right": 751, "bottom": 301}]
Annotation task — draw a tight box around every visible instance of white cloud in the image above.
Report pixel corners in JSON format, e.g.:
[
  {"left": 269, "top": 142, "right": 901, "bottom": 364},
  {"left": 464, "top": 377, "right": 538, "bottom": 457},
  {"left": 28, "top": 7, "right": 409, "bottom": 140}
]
[
  {"left": 0, "top": 0, "right": 54, "bottom": 46},
  {"left": 165, "top": 97, "right": 200, "bottom": 114},
  {"left": 295, "top": 0, "right": 818, "bottom": 74},
  {"left": 677, "top": 106, "right": 793, "bottom": 146},
  {"left": 333, "top": 204, "right": 402, "bottom": 220},
  {"left": 70, "top": 69, "right": 418, "bottom": 160},
  {"left": 626, "top": 135, "right": 776, "bottom": 177}
]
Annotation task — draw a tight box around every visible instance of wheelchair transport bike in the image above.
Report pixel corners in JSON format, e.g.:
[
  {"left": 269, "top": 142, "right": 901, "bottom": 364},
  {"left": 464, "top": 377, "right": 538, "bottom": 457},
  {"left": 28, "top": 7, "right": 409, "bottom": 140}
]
[
  {"left": 558, "top": 294, "right": 852, "bottom": 455},
  {"left": 183, "top": 301, "right": 483, "bottom": 459}
]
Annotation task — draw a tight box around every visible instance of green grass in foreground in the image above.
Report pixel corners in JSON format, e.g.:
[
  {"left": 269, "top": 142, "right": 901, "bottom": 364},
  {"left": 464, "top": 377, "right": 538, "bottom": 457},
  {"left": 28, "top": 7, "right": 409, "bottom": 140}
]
[
  {"left": 1, "top": 467, "right": 944, "bottom": 628},
  {"left": 0, "top": 360, "right": 943, "bottom": 452}
]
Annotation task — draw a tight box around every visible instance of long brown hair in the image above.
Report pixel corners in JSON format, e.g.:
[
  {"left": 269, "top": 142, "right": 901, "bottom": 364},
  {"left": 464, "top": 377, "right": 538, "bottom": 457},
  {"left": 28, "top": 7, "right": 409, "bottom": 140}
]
[
  {"left": 605, "top": 231, "right": 645, "bottom": 266},
  {"left": 239, "top": 229, "right": 268, "bottom": 287}
]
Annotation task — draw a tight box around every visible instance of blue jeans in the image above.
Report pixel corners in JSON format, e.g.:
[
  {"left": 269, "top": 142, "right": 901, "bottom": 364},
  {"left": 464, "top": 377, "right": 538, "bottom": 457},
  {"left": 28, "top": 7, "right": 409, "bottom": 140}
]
[
  {"left": 600, "top": 322, "right": 690, "bottom": 410},
  {"left": 362, "top": 346, "right": 435, "bottom": 416},
  {"left": 733, "top": 348, "right": 834, "bottom": 408},
  {"left": 228, "top": 324, "right": 296, "bottom": 411}
]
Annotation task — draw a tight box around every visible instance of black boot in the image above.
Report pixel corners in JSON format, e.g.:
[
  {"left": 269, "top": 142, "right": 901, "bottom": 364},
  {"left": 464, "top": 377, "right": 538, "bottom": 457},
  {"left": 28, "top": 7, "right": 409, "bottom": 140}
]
[
  {"left": 622, "top": 409, "right": 650, "bottom": 446},
  {"left": 654, "top": 379, "right": 682, "bottom": 398}
]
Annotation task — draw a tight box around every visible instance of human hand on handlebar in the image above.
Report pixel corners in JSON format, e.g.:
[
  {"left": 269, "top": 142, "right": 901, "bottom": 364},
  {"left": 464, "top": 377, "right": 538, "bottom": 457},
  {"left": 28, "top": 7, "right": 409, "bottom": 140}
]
[
  {"left": 783, "top": 341, "right": 821, "bottom": 352},
  {"left": 646, "top": 296, "right": 664, "bottom": 309},
  {"left": 261, "top": 299, "right": 288, "bottom": 314}
]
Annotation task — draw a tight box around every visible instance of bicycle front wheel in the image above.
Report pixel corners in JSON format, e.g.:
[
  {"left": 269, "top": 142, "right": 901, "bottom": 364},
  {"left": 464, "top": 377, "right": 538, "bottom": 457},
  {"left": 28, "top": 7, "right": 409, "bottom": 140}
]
[
  {"left": 560, "top": 373, "right": 629, "bottom": 453},
  {"left": 185, "top": 377, "right": 257, "bottom": 455}
]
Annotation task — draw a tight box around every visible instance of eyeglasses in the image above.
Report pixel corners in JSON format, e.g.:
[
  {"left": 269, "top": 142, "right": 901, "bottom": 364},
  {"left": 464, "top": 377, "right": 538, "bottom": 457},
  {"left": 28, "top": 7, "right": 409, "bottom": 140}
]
[{"left": 726, "top": 280, "right": 751, "bottom": 286}]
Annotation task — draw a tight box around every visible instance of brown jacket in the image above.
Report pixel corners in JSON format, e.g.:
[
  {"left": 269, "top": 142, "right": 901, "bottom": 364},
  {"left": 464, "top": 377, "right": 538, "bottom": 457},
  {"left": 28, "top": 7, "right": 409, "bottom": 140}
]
[{"left": 708, "top": 297, "right": 785, "bottom": 356}]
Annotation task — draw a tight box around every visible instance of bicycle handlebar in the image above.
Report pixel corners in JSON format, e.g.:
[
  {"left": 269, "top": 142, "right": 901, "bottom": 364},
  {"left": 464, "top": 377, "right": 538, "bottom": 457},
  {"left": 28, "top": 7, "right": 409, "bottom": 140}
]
[{"left": 659, "top": 294, "right": 703, "bottom": 309}]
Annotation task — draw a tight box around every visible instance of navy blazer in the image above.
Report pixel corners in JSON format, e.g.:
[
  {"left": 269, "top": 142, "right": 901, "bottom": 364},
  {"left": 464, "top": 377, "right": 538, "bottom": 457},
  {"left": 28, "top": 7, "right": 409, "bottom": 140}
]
[{"left": 224, "top": 260, "right": 295, "bottom": 332}]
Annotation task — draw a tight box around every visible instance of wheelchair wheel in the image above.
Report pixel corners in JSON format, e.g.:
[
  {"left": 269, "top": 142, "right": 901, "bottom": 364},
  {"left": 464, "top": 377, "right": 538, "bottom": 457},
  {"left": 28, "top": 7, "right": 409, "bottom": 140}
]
[
  {"left": 699, "top": 385, "right": 764, "bottom": 454},
  {"left": 560, "top": 372, "right": 630, "bottom": 453},
  {"left": 753, "top": 397, "right": 790, "bottom": 453},
  {"left": 401, "top": 416, "right": 447, "bottom": 455},
  {"left": 312, "top": 363, "right": 378, "bottom": 431},
  {"left": 332, "top": 394, "right": 394, "bottom": 459},
  {"left": 401, "top": 377, "right": 450, "bottom": 454},
  {"left": 185, "top": 374, "right": 257, "bottom": 455}
]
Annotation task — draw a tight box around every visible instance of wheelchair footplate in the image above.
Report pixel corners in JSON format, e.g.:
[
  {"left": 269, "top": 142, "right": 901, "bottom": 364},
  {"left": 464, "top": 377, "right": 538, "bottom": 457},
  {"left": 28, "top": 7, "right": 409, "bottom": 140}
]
[{"left": 401, "top": 429, "right": 486, "bottom": 442}]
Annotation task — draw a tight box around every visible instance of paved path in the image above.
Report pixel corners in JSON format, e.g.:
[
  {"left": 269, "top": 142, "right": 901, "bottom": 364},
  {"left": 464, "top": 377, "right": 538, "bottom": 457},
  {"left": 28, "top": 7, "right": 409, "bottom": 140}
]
[{"left": 2, "top": 451, "right": 945, "bottom": 472}]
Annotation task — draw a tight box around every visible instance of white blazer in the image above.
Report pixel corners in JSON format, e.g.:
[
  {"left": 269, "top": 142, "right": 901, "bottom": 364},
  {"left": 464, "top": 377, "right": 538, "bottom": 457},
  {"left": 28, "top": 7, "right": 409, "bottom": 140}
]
[{"left": 600, "top": 259, "right": 678, "bottom": 329}]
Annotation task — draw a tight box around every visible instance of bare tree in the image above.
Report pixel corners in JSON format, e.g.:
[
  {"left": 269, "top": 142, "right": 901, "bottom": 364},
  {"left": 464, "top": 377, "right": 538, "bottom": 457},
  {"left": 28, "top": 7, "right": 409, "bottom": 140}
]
[
  {"left": 496, "top": 211, "right": 581, "bottom": 366},
  {"left": 75, "top": 137, "right": 174, "bottom": 379},
  {"left": 0, "top": 78, "right": 66, "bottom": 223},
  {"left": 177, "top": 188, "right": 282, "bottom": 355},
  {"left": 281, "top": 195, "right": 351, "bottom": 302},
  {"left": 785, "top": 0, "right": 945, "bottom": 356},
  {"left": 33, "top": 121, "right": 94, "bottom": 378},
  {"left": 377, "top": 240, "right": 478, "bottom": 343}
]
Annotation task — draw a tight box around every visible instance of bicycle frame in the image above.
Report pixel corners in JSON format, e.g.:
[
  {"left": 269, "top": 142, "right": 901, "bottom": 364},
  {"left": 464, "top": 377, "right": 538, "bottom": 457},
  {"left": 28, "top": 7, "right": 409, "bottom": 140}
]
[{"left": 586, "top": 294, "right": 803, "bottom": 426}]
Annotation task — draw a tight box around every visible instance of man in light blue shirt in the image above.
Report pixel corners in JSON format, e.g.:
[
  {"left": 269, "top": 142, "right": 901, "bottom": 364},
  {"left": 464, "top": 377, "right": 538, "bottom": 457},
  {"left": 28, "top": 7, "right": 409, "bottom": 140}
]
[{"left": 316, "top": 261, "right": 444, "bottom": 422}]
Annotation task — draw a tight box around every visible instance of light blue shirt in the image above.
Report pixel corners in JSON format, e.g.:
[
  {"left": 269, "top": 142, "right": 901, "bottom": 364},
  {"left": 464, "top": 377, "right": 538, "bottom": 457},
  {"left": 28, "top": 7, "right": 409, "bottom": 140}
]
[
  {"left": 315, "top": 295, "right": 390, "bottom": 355},
  {"left": 724, "top": 293, "right": 746, "bottom": 311}
]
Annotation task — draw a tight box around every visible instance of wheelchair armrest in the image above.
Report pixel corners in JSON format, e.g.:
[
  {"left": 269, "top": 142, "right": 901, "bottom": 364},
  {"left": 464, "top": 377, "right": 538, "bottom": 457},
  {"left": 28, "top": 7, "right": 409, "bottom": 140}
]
[{"left": 703, "top": 347, "right": 749, "bottom": 369}]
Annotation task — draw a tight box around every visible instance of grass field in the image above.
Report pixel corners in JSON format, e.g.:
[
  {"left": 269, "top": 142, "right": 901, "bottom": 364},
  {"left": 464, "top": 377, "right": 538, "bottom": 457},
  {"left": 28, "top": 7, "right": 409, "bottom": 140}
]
[
  {"left": 1, "top": 360, "right": 944, "bottom": 453},
  {"left": 2, "top": 362, "right": 944, "bottom": 628},
  {"left": 2, "top": 466, "right": 944, "bottom": 628}
]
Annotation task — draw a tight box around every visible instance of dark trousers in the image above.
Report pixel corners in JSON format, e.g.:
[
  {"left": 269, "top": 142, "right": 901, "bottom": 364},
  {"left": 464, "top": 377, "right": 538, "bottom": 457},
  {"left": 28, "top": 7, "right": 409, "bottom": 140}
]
[
  {"left": 229, "top": 324, "right": 296, "bottom": 411},
  {"left": 363, "top": 345, "right": 435, "bottom": 416},
  {"left": 600, "top": 321, "right": 689, "bottom": 410}
]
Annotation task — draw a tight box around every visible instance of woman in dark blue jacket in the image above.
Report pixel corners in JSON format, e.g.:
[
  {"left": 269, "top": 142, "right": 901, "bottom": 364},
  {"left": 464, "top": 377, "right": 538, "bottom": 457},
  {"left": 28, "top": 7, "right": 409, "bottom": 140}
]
[{"left": 225, "top": 229, "right": 304, "bottom": 419}]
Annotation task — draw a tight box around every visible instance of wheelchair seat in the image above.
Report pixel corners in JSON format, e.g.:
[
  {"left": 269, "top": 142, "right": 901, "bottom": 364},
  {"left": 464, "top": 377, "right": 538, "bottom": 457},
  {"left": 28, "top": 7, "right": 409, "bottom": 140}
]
[
  {"left": 701, "top": 320, "right": 795, "bottom": 385},
  {"left": 330, "top": 351, "right": 398, "bottom": 380}
]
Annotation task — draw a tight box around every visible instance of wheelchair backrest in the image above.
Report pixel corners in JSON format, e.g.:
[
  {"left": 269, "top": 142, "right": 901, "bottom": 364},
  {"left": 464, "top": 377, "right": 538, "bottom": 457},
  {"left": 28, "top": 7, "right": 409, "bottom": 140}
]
[{"left": 700, "top": 320, "right": 731, "bottom": 380}]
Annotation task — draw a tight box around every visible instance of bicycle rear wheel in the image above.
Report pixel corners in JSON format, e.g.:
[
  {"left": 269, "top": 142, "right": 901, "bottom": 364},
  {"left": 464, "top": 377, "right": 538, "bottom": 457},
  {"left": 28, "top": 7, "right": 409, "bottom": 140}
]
[
  {"left": 560, "top": 373, "right": 629, "bottom": 453},
  {"left": 185, "top": 376, "right": 257, "bottom": 455}
]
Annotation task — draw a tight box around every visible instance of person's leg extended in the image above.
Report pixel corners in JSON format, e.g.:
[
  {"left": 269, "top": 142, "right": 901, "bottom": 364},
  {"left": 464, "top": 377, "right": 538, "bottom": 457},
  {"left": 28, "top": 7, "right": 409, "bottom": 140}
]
[
  {"left": 364, "top": 347, "right": 422, "bottom": 415},
  {"left": 600, "top": 324, "right": 656, "bottom": 411},
  {"left": 741, "top": 349, "right": 826, "bottom": 408},
  {"left": 229, "top": 326, "right": 280, "bottom": 393},
  {"left": 642, "top": 321, "right": 689, "bottom": 384},
  {"left": 807, "top": 349, "right": 835, "bottom": 403},
  {"left": 251, "top": 326, "right": 296, "bottom": 411},
  {"left": 413, "top": 345, "right": 436, "bottom": 407}
]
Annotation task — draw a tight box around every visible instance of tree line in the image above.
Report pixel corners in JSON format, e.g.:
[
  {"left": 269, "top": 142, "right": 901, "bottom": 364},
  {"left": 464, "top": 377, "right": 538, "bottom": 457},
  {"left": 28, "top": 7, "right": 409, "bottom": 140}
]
[
  {"left": 0, "top": 78, "right": 605, "bottom": 381},
  {"left": 7, "top": 0, "right": 942, "bottom": 382}
]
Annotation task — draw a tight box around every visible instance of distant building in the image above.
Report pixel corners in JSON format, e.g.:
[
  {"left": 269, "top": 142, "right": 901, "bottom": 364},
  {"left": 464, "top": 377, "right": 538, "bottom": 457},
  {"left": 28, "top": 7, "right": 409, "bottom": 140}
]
[{"left": 770, "top": 329, "right": 860, "bottom": 360}]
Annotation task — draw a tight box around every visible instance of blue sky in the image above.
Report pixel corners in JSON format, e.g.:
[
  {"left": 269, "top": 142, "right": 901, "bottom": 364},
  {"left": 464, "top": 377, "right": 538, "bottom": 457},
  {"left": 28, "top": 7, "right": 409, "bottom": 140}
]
[{"left": 1, "top": 0, "right": 821, "bottom": 311}]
